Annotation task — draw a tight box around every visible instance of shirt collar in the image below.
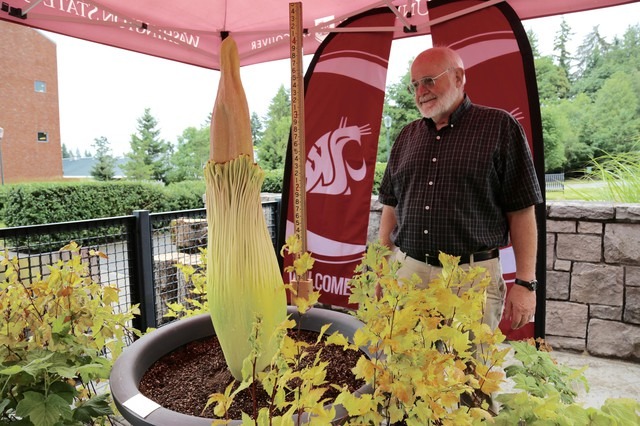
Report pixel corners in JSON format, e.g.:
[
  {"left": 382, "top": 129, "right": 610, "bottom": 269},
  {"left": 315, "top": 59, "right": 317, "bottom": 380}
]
[{"left": 423, "top": 95, "right": 471, "bottom": 128}]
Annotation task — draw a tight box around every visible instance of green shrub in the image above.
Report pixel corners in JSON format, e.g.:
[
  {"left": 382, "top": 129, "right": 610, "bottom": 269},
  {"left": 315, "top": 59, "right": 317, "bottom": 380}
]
[
  {"left": 163, "top": 180, "right": 207, "bottom": 211},
  {"left": 261, "top": 168, "right": 284, "bottom": 193},
  {"left": 372, "top": 162, "right": 387, "bottom": 195},
  {"left": 3, "top": 181, "right": 167, "bottom": 227}
]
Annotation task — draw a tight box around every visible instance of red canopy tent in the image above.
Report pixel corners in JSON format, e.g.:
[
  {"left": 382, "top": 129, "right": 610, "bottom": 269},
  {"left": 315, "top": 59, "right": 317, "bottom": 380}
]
[
  {"left": 1, "top": 0, "right": 637, "bottom": 70},
  {"left": 2, "top": 0, "right": 638, "bottom": 340}
]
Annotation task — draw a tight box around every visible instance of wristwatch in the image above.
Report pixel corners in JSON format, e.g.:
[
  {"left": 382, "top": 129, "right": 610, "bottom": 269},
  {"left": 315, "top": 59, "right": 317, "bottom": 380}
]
[{"left": 514, "top": 278, "right": 538, "bottom": 291}]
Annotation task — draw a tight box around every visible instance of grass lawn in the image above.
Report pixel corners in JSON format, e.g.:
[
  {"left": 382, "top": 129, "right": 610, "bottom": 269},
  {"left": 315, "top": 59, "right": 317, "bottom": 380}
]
[{"left": 545, "top": 179, "right": 610, "bottom": 201}]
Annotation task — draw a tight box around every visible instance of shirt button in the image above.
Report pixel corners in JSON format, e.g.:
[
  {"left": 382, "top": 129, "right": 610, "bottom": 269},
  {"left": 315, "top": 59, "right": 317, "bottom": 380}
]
[
  {"left": 436, "top": 135, "right": 441, "bottom": 141},
  {"left": 432, "top": 158, "right": 437, "bottom": 162},
  {"left": 425, "top": 205, "right": 430, "bottom": 210},
  {"left": 423, "top": 229, "right": 428, "bottom": 234},
  {"left": 428, "top": 181, "right": 434, "bottom": 186}
]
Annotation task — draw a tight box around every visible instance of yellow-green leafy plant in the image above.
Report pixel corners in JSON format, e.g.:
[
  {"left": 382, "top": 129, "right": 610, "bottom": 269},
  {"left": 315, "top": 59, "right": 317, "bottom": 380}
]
[
  {"left": 0, "top": 242, "right": 140, "bottom": 426},
  {"left": 494, "top": 340, "right": 640, "bottom": 425},
  {"left": 204, "top": 36, "right": 287, "bottom": 381},
  {"left": 167, "top": 240, "right": 640, "bottom": 425},
  {"left": 331, "top": 242, "right": 507, "bottom": 425},
  {"left": 280, "top": 234, "right": 320, "bottom": 314},
  {"left": 164, "top": 248, "right": 208, "bottom": 319}
]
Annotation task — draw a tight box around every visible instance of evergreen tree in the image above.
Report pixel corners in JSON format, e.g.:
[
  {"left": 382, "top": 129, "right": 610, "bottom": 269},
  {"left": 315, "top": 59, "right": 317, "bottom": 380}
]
[
  {"left": 573, "top": 26, "right": 610, "bottom": 82},
  {"left": 90, "top": 136, "right": 116, "bottom": 181},
  {"left": 165, "top": 125, "right": 209, "bottom": 183},
  {"left": 553, "top": 18, "right": 573, "bottom": 81},
  {"left": 526, "top": 28, "right": 541, "bottom": 57},
  {"left": 251, "top": 112, "right": 264, "bottom": 148},
  {"left": 121, "top": 108, "right": 173, "bottom": 183},
  {"left": 257, "top": 86, "right": 291, "bottom": 170},
  {"left": 61, "top": 143, "right": 71, "bottom": 159}
]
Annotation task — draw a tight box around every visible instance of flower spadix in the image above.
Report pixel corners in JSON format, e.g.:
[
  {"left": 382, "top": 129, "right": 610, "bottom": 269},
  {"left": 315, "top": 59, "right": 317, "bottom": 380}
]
[{"left": 205, "top": 36, "right": 286, "bottom": 380}]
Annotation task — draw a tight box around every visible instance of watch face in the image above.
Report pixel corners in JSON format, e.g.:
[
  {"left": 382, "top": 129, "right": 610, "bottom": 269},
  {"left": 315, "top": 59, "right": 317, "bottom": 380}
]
[{"left": 529, "top": 282, "right": 538, "bottom": 291}]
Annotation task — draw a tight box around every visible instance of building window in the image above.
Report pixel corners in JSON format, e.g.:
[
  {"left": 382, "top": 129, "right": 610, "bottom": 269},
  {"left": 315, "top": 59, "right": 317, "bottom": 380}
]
[
  {"left": 37, "top": 132, "right": 48, "bottom": 142},
  {"left": 34, "top": 80, "right": 46, "bottom": 92}
]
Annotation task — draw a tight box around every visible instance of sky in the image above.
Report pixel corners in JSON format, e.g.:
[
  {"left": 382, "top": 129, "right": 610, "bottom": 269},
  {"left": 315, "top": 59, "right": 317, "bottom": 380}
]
[{"left": 41, "top": 2, "right": 640, "bottom": 157}]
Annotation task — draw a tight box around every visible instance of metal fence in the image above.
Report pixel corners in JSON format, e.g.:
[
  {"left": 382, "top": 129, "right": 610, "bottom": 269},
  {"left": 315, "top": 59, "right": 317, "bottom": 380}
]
[
  {"left": 0, "top": 200, "right": 281, "bottom": 332},
  {"left": 545, "top": 173, "right": 565, "bottom": 192}
]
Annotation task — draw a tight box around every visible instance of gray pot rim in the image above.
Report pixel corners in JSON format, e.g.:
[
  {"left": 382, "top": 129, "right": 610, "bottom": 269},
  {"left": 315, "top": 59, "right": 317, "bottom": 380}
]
[{"left": 110, "top": 306, "right": 371, "bottom": 426}]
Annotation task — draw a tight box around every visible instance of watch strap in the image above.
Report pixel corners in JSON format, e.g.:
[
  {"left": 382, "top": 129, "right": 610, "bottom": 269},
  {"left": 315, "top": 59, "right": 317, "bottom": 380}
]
[{"left": 514, "top": 278, "right": 538, "bottom": 291}]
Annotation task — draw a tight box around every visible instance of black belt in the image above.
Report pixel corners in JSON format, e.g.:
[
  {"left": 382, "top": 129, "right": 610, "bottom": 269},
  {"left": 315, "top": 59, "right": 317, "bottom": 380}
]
[{"left": 404, "top": 248, "right": 500, "bottom": 267}]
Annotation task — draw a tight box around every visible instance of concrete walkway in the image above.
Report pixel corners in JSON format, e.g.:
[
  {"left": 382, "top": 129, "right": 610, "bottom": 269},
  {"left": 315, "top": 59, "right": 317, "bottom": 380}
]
[{"left": 550, "top": 350, "right": 640, "bottom": 408}]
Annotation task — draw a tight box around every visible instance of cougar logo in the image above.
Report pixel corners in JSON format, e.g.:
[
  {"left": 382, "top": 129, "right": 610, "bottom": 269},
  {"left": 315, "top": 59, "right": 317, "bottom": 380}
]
[{"left": 307, "top": 118, "right": 371, "bottom": 195}]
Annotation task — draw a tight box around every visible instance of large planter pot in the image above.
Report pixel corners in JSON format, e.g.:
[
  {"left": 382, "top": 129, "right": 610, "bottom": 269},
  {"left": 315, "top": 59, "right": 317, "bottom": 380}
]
[{"left": 110, "top": 306, "right": 371, "bottom": 425}]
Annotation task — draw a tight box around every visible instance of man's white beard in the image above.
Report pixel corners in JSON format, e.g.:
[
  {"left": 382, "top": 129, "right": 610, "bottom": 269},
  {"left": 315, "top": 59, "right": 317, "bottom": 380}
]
[{"left": 419, "top": 89, "right": 458, "bottom": 120}]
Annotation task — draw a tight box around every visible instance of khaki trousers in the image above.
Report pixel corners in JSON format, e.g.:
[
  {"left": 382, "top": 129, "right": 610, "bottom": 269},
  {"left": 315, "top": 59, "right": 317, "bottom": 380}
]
[{"left": 392, "top": 249, "right": 506, "bottom": 332}]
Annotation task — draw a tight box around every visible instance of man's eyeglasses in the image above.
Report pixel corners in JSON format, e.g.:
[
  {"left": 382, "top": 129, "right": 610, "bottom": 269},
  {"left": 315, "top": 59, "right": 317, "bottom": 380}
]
[{"left": 407, "top": 68, "right": 452, "bottom": 94}]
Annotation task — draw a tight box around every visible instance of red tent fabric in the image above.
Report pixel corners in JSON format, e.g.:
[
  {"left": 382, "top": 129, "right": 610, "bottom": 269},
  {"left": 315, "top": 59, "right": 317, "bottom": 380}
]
[{"left": 1, "top": 0, "right": 637, "bottom": 70}]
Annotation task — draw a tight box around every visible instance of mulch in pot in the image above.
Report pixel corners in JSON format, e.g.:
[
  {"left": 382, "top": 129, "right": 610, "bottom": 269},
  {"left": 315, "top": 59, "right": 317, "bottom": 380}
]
[{"left": 139, "top": 329, "right": 365, "bottom": 420}]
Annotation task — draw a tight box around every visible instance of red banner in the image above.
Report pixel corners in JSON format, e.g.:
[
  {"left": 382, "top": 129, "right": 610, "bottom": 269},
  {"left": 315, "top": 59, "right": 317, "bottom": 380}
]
[
  {"left": 428, "top": 0, "right": 546, "bottom": 340},
  {"left": 280, "top": 9, "right": 396, "bottom": 308}
]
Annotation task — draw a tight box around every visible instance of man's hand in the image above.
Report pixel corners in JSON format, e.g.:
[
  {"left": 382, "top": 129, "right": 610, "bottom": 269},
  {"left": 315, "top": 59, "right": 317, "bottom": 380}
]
[{"left": 503, "top": 285, "right": 536, "bottom": 329}]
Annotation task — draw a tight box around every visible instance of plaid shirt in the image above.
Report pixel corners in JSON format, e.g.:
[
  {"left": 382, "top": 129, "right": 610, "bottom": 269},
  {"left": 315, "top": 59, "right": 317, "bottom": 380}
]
[{"left": 378, "top": 96, "right": 543, "bottom": 256}]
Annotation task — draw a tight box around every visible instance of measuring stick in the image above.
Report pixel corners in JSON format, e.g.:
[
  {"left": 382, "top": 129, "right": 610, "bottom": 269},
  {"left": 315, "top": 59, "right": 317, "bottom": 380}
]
[{"left": 289, "top": 2, "right": 307, "bottom": 253}]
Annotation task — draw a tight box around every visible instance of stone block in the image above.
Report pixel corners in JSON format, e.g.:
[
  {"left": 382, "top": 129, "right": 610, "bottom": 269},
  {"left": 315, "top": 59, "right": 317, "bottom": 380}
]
[
  {"left": 547, "top": 220, "right": 576, "bottom": 233},
  {"left": 626, "top": 266, "right": 640, "bottom": 287},
  {"left": 556, "top": 234, "right": 601, "bottom": 262},
  {"left": 604, "top": 223, "right": 640, "bottom": 265},
  {"left": 587, "top": 319, "right": 640, "bottom": 360},
  {"left": 545, "top": 335, "right": 586, "bottom": 353},
  {"left": 546, "top": 233, "right": 555, "bottom": 270},
  {"left": 590, "top": 304, "right": 622, "bottom": 321},
  {"left": 615, "top": 204, "right": 640, "bottom": 221},
  {"left": 546, "top": 300, "right": 588, "bottom": 338},
  {"left": 578, "top": 221, "right": 602, "bottom": 234},
  {"left": 554, "top": 259, "right": 572, "bottom": 272},
  {"left": 547, "top": 201, "right": 614, "bottom": 220},
  {"left": 571, "top": 262, "right": 623, "bottom": 306},
  {"left": 546, "top": 270, "right": 570, "bottom": 300},
  {"left": 624, "top": 287, "right": 640, "bottom": 324}
]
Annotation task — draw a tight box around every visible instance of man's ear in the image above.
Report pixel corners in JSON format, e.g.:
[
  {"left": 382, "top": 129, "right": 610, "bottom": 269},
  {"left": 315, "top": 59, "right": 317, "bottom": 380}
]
[{"left": 455, "top": 67, "right": 466, "bottom": 87}]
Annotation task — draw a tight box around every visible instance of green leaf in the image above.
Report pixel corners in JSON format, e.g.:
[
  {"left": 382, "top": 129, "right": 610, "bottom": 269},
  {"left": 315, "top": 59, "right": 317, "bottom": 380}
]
[
  {"left": 15, "top": 391, "right": 72, "bottom": 426},
  {"left": 76, "top": 361, "right": 110, "bottom": 383},
  {"left": 72, "top": 393, "right": 113, "bottom": 422},
  {"left": 0, "top": 365, "right": 23, "bottom": 376},
  {"left": 600, "top": 398, "right": 640, "bottom": 425},
  {"left": 49, "top": 380, "right": 77, "bottom": 404}
]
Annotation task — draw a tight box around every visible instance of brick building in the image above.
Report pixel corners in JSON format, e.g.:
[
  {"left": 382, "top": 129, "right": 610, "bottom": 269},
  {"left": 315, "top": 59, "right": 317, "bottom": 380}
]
[{"left": 0, "top": 20, "right": 63, "bottom": 183}]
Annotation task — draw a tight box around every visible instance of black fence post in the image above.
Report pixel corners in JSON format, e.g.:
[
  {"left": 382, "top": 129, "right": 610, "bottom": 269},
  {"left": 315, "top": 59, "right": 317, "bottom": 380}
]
[{"left": 132, "top": 210, "right": 156, "bottom": 331}]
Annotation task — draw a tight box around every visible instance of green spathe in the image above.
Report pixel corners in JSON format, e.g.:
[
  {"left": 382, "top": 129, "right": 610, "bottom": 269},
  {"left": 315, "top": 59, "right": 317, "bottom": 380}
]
[{"left": 205, "top": 155, "right": 287, "bottom": 380}]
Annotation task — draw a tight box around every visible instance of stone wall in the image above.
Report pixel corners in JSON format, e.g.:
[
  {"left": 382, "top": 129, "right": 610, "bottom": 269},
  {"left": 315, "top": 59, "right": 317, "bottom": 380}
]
[
  {"left": 367, "top": 197, "right": 640, "bottom": 361},
  {"left": 545, "top": 201, "right": 640, "bottom": 361}
]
